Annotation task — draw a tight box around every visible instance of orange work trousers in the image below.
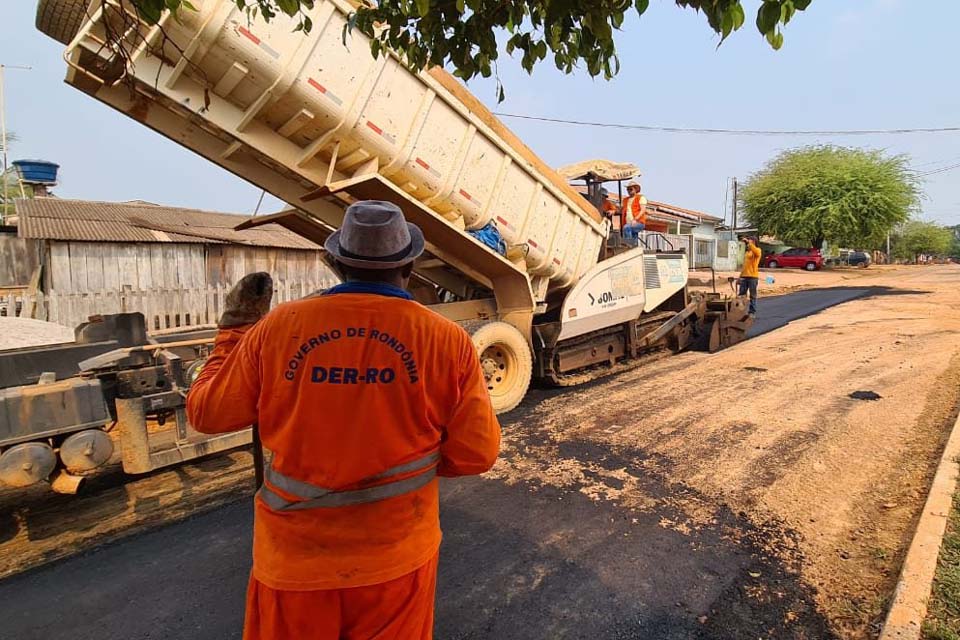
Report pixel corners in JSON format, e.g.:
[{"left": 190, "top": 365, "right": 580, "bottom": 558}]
[{"left": 242, "top": 552, "right": 438, "bottom": 640}]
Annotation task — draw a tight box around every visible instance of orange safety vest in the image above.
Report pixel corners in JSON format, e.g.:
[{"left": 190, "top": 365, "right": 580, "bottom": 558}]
[
  {"left": 622, "top": 194, "right": 647, "bottom": 225},
  {"left": 187, "top": 282, "right": 501, "bottom": 591}
]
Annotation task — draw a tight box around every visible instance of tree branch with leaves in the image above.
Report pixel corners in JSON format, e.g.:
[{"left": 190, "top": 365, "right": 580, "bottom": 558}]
[
  {"left": 127, "top": 0, "right": 811, "bottom": 100},
  {"left": 891, "top": 221, "right": 953, "bottom": 263},
  {"left": 740, "top": 146, "right": 920, "bottom": 250}
]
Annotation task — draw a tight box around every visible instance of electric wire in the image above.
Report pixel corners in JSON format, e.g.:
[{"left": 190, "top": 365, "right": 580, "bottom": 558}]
[{"left": 493, "top": 111, "right": 960, "bottom": 137}]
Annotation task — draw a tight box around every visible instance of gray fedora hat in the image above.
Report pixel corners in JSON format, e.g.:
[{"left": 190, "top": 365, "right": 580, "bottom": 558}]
[{"left": 324, "top": 200, "right": 425, "bottom": 270}]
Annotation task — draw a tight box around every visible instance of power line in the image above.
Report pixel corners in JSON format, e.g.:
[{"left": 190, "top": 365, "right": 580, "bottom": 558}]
[
  {"left": 916, "top": 162, "right": 960, "bottom": 178},
  {"left": 913, "top": 154, "right": 960, "bottom": 167},
  {"left": 493, "top": 112, "right": 960, "bottom": 137}
]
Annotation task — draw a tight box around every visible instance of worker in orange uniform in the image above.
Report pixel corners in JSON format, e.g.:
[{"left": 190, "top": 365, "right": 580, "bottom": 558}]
[
  {"left": 621, "top": 181, "right": 648, "bottom": 243},
  {"left": 187, "top": 200, "right": 501, "bottom": 640},
  {"left": 600, "top": 188, "right": 620, "bottom": 232},
  {"left": 739, "top": 236, "right": 762, "bottom": 316}
]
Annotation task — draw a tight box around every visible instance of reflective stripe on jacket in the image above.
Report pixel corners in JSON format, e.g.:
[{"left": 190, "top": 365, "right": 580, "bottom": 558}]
[
  {"left": 187, "top": 282, "right": 501, "bottom": 590},
  {"left": 259, "top": 450, "right": 440, "bottom": 510}
]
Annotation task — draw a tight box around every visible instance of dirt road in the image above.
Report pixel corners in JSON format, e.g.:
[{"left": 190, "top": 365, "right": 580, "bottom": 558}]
[
  {"left": 1, "top": 265, "right": 957, "bottom": 639},
  {"left": 486, "top": 264, "right": 960, "bottom": 637}
]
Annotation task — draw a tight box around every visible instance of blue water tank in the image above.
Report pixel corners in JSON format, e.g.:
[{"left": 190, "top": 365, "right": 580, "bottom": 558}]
[{"left": 13, "top": 160, "right": 60, "bottom": 185}]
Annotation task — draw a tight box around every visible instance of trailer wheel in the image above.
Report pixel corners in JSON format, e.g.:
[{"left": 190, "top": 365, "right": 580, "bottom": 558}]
[
  {"left": 467, "top": 321, "right": 532, "bottom": 414},
  {"left": 0, "top": 442, "right": 57, "bottom": 487},
  {"left": 36, "top": 0, "right": 90, "bottom": 45}
]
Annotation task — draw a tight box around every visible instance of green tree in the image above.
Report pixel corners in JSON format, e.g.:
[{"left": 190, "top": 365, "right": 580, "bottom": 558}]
[
  {"left": 0, "top": 131, "right": 19, "bottom": 220},
  {"left": 122, "top": 0, "right": 811, "bottom": 95},
  {"left": 0, "top": 179, "right": 34, "bottom": 220},
  {"left": 739, "top": 146, "right": 919, "bottom": 250},
  {"left": 891, "top": 221, "right": 953, "bottom": 263},
  {"left": 947, "top": 224, "right": 960, "bottom": 259}
]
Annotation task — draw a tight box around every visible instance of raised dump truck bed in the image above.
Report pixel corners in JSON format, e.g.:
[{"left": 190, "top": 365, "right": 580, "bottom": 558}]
[
  {"left": 36, "top": 0, "right": 751, "bottom": 421},
  {"left": 48, "top": 0, "right": 605, "bottom": 297}
]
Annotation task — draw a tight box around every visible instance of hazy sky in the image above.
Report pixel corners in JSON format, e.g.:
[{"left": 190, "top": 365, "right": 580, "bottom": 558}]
[{"left": 2, "top": 0, "right": 958, "bottom": 224}]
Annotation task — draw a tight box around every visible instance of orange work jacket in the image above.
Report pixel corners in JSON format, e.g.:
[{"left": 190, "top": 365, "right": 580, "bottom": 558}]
[
  {"left": 622, "top": 194, "right": 648, "bottom": 225},
  {"left": 187, "top": 281, "right": 501, "bottom": 591}
]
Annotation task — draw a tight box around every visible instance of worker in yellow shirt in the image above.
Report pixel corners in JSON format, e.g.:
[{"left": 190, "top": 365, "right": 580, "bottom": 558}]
[{"left": 739, "top": 236, "right": 762, "bottom": 316}]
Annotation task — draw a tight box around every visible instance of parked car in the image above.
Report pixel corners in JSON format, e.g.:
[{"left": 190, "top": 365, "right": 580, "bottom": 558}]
[
  {"left": 762, "top": 248, "right": 824, "bottom": 271},
  {"left": 847, "top": 251, "right": 872, "bottom": 268}
]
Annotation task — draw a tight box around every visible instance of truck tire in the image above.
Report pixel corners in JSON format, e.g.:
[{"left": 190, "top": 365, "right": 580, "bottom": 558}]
[
  {"left": 466, "top": 321, "right": 532, "bottom": 414},
  {"left": 36, "top": 0, "right": 90, "bottom": 45}
]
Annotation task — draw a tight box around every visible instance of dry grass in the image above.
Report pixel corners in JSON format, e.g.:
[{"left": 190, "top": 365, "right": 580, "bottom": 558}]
[{"left": 924, "top": 492, "right": 960, "bottom": 639}]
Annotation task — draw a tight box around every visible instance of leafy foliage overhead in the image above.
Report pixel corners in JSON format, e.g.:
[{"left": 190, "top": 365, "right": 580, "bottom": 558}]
[
  {"left": 129, "top": 0, "right": 811, "bottom": 99},
  {"left": 739, "top": 146, "right": 920, "bottom": 250}
]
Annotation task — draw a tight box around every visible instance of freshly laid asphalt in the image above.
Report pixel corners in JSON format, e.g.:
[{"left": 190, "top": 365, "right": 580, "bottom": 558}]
[
  {"left": 748, "top": 287, "right": 872, "bottom": 338},
  {"left": 0, "top": 286, "right": 887, "bottom": 640},
  {"left": 1, "top": 480, "right": 832, "bottom": 640}
]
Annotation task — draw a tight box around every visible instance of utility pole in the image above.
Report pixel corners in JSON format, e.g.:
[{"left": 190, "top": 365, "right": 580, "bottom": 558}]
[
  {"left": 731, "top": 177, "right": 738, "bottom": 229},
  {"left": 0, "top": 64, "right": 32, "bottom": 177},
  {"left": 886, "top": 232, "right": 891, "bottom": 264}
]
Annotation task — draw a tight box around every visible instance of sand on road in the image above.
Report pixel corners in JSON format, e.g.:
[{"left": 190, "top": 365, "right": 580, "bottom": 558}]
[
  {"left": 0, "top": 317, "right": 73, "bottom": 350},
  {"left": 488, "top": 264, "right": 960, "bottom": 637}
]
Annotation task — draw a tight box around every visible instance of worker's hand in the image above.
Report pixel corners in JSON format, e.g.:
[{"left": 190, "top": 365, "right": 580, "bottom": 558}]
[{"left": 219, "top": 272, "right": 274, "bottom": 328}]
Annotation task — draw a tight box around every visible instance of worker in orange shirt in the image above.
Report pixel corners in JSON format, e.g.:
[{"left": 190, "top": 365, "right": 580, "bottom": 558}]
[
  {"left": 739, "top": 236, "right": 762, "bottom": 316},
  {"left": 621, "top": 181, "right": 648, "bottom": 243},
  {"left": 600, "top": 188, "right": 620, "bottom": 231},
  {"left": 187, "top": 200, "right": 501, "bottom": 640}
]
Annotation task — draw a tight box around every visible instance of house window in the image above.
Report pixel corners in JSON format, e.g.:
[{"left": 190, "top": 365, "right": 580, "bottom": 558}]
[{"left": 717, "top": 241, "right": 729, "bottom": 258}]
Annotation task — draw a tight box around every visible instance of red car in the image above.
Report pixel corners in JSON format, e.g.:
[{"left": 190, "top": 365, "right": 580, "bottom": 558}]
[{"left": 762, "top": 247, "right": 824, "bottom": 271}]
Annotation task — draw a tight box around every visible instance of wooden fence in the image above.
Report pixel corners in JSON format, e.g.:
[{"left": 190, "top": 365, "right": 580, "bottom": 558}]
[{"left": 0, "top": 278, "right": 336, "bottom": 331}]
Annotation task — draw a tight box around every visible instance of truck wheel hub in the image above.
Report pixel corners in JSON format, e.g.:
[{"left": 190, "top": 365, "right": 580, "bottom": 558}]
[{"left": 481, "top": 345, "right": 513, "bottom": 394}]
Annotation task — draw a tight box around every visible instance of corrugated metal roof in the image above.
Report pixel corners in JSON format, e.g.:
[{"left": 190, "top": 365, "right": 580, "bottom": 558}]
[
  {"left": 570, "top": 187, "right": 721, "bottom": 224},
  {"left": 646, "top": 200, "right": 722, "bottom": 223},
  {"left": 15, "top": 198, "right": 322, "bottom": 250}
]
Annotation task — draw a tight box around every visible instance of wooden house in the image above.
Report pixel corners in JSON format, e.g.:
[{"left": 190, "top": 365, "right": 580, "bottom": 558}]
[{"left": 6, "top": 198, "right": 336, "bottom": 330}]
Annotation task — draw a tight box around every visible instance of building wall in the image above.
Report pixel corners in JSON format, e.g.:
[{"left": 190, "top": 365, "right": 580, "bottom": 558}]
[
  {"left": 713, "top": 239, "right": 741, "bottom": 272},
  {"left": 0, "top": 232, "right": 41, "bottom": 288},
  {"left": 208, "top": 245, "right": 331, "bottom": 288},
  {"left": 44, "top": 241, "right": 334, "bottom": 294},
  {"left": 691, "top": 222, "right": 718, "bottom": 237},
  {"left": 713, "top": 230, "right": 743, "bottom": 272},
  {"left": 45, "top": 241, "right": 206, "bottom": 293}
]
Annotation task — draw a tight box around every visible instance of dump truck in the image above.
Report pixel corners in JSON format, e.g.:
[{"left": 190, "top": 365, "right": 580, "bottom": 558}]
[{"left": 32, "top": 0, "right": 750, "bottom": 420}]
